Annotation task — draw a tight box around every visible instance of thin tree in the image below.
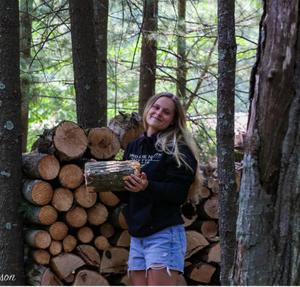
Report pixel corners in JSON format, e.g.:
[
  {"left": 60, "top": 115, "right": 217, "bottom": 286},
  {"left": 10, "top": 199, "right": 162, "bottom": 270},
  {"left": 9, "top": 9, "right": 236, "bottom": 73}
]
[
  {"left": 216, "top": 0, "right": 237, "bottom": 285},
  {"left": 69, "top": 0, "right": 104, "bottom": 128},
  {"left": 232, "top": 1, "right": 300, "bottom": 285},
  {"left": 0, "top": 0, "right": 25, "bottom": 284},
  {"left": 94, "top": 0, "right": 108, "bottom": 126},
  {"left": 20, "top": 0, "right": 33, "bottom": 152},
  {"left": 138, "top": 0, "right": 158, "bottom": 115}
]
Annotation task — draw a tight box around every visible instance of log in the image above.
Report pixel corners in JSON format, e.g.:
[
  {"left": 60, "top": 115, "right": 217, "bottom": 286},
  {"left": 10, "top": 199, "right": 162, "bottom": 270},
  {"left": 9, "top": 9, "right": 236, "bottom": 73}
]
[
  {"left": 99, "top": 191, "right": 120, "bottom": 207},
  {"left": 25, "top": 260, "right": 63, "bottom": 286},
  {"left": 94, "top": 235, "right": 110, "bottom": 251},
  {"left": 100, "top": 222, "right": 115, "bottom": 238},
  {"left": 48, "top": 221, "right": 69, "bottom": 241},
  {"left": 48, "top": 241, "right": 63, "bottom": 256},
  {"left": 108, "top": 111, "right": 144, "bottom": 149},
  {"left": 197, "top": 242, "right": 220, "bottom": 263},
  {"left": 87, "top": 203, "right": 109, "bottom": 226},
  {"left": 199, "top": 164, "right": 213, "bottom": 177},
  {"left": 199, "top": 187, "right": 211, "bottom": 199},
  {"left": 59, "top": 164, "right": 84, "bottom": 189},
  {"left": 22, "top": 179, "right": 53, "bottom": 205},
  {"left": 208, "top": 177, "right": 218, "bottom": 194},
  {"left": 73, "top": 270, "right": 110, "bottom": 286},
  {"left": 75, "top": 184, "right": 97, "bottom": 208},
  {"left": 50, "top": 253, "right": 85, "bottom": 280},
  {"left": 185, "top": 261, "right": 216, "bottom": 283},
  {"left": 53, "top": 121, "right": 88, "bottom": 162},
  {"left": 24, "top": 229, "right": 52, "bottom": 249},
  {"left": 77, "top": 226, "right": 94, "bottom": 243},
  {"left": 185, "top": 230, "right": 210, "bottom": 259},
  {"left": 64, "top": 273, "right": 75, "bottom": 284},
  {"left": 197, "top": 196, "right": 219, "bottom": 219},
  {"left": 62, "top": 235, "right": 77, "bottom": 252},
  {"left": 85, "top": 160, "right": 141, "bottom": 192},
  {"left": 182, "top": 214, "right": 197, "bottom": 228},
  {"left": 109, "top": 204, "right": 129, "bottom": 230},
  {"left": 22, "top": 152, "right": 60, "bottom": 180},
  {"left": 100, "top": 247, "right": 129, "bottom": 274},
  {"left": 25, "top": 247, "right": 51, "bottom": 265},
  {"left": 109, "top": 230, "right": 131, "bottom": 248},
  {"left": 24, "top": 205, "right": 58, "bottom": 225},
  {"left": 185, "top": 220, "right": 218, "bottom": 239},
  {"left": 76, "top": 244, "right": 101, "bottom": 267},
  {"left": 52, "top": 187, "right": 74, "bottom": 212},
  {"left": 87, "top": 127, "right": 121, "bottom": 160},
  {"left": 65, "top": 206, "right": 88, "bottom": 228}
]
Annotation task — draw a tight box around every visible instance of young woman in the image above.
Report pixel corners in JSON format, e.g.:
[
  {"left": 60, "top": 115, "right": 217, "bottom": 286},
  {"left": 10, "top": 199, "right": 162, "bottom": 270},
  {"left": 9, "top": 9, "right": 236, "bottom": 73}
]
[{"left": 116, "top": 92, "right": 201, "bottom": 286}]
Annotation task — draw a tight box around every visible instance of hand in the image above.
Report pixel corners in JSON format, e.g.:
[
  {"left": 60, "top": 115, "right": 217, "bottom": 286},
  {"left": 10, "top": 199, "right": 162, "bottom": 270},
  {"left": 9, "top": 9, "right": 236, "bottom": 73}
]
[
  {"left": 90, "top": 158, "right": 97, "bottom": 162},
  {"left": 124, "top": 172, "right": 148, "bottom": 193}
]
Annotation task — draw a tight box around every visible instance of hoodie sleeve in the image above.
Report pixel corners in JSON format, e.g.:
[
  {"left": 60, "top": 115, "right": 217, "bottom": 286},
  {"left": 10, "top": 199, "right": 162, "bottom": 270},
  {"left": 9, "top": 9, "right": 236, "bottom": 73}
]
[{"left": 141, "top": 145, "right": 197, "bottom": 204}]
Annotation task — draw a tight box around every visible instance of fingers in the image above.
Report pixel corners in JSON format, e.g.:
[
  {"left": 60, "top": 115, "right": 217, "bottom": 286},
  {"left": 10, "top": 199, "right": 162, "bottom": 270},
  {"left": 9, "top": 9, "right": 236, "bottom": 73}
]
[{"left": 124, "top": 173, "right": 147, "bottom": 193}]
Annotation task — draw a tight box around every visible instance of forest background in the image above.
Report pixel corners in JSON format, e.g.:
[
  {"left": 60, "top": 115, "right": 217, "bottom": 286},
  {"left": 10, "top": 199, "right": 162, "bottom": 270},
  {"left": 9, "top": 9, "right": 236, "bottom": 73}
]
[{"left": 23, "top": 0, "right": 262, "bottom": 163}]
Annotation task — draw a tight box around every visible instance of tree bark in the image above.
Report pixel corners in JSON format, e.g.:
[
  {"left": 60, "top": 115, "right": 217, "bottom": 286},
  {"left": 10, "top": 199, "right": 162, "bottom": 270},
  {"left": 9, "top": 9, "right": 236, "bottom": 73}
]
[
  {"left": 232, "top": 1, "right": 300, "bottom": 285},
  {"left": 93, "top": 0, "right": 108, "bottom": 127},
  {"left": 69, "top": 0, "right": 103, "bottom": 129},
  {"left": 138, "top": 0, "right": 158, "bottom": 114},
  {"left": 217, "top": 0, "right": 237, "bottom": 284}
]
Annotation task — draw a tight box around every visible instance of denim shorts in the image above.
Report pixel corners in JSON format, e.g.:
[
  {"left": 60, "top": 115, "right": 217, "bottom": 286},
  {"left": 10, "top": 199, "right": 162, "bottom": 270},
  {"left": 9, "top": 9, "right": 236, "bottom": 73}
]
[{"left": 127, "top": 225, "right": 186, "bottom": 276}]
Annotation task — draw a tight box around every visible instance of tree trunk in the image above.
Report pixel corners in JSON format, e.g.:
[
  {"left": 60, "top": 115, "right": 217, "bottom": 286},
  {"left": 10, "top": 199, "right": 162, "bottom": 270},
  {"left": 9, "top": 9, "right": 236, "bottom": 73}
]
[
  {"left": 176, "top": 0, "right": 187, "bottom": 100},
  {"left": 217, "top": 0, "right": 237, "bottom": 284},
  {"left": 232, "top": 1, "right": 300, "bottom": 285},
  {"left": 69, "top": 0, "right": 103, "bottom": 129},
  {"left": 138, "top": 0, "right": 158, "bottom": 114},
  {"left": 93, "top": 0, "right": 108, "bottom": 127},
  {"left": 20, "top": 0, "right": 33, "bottom": 152}
]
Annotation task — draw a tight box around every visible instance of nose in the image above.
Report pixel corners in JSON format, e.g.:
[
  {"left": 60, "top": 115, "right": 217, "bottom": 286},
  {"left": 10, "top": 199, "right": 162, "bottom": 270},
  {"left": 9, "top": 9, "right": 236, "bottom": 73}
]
[{"left": 156, "top": 109, "right": 162, "bottom": 116}]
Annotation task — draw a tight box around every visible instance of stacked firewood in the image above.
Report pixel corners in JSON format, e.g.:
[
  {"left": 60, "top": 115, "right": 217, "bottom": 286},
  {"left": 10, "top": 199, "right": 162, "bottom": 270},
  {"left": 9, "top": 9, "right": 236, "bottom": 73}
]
[{"left": 21, "top": 113, "right": 241, "bottom": 286}]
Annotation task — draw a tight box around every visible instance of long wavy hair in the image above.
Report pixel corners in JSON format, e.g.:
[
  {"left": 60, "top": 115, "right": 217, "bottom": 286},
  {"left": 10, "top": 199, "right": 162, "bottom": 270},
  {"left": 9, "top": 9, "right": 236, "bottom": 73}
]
[{"left": 142, "top": 92, "right": 202, "bottom": 203}]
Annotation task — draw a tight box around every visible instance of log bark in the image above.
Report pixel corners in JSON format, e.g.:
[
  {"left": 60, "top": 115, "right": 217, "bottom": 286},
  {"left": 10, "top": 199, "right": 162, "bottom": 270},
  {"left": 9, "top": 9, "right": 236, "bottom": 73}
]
[
  {"left": 100, "top": 222, "right": 115, "bottom": 238},
  {"left": 94, "top": 235, "right": 110, "bottom": 250},
  {"left": 24, "top": 205, "right": 58, "bottom": 225},
  {"left": 25, "top": 260, "right": 63, "bottom": 286},
  {"left": 87, "top": 127, "right": 121, "bottom": 159},
  {"left": 100, "top": 247, "right": 129, "bottom": 274},
  {"left": 62, "top": 235, "right": 77, "bottom": 252},
  {"left": 99, "top": 191, "right": 120, "bottom": 207},
  {"left": 75, "top": 184, "right": 97, "bottom": 208},
  {"left": 22, "top": 179, "right": 53, "bottom": 205},
  {"left": 52, "top": 187, "right": 74, "bottom": 212},
  {"left": 185, "top": 261, "right": 216, "bottom": 283},
  {"left": 108, "top": 112, "right": 144, "bottom": 149},
  {"left": 48, "top": 221, "right": 69, "bottom": 241},
  {"left": 65, "top": 206, "right": 88, "bottom": 228},
  {"left": 53, "top": 121, "right": 88, "bottom": 162},
  {"left": 185, "top": 230, "right": 210, "bottom": 259},
  {"left": 24, "top": 229, "right": 52, "bottom": 249},
  {"left": 48, "top": 241, "right": 63, "bottom": 256},
  {"left": 76, "top": 244, "right": 101, "bottom": 268},
  {"left": 85, "top": 160, "right": 141, "bottom": 192},
  {"left": 87, "top": 203, "right": 109, "bottom": 226},
  {"left": 59, "top": 164, "right": 84, "bottom": 189},
  {"left": 73, "top": 269, "right": 110, "bottom": 286},
  {"left": 109, "top": 204, "right": 129, "bottom": 230},
  {"left": 77, "top": 226, "right": 94, "bottom": 243},
  {"left": 50, "top": 253, "right": 85, "bottom": 280},
  {"left": 22, "top": 152, "right": 60, "bottom": 180},
  {"left": 25, "top": 247, "right": 51, "bottom": 265}
]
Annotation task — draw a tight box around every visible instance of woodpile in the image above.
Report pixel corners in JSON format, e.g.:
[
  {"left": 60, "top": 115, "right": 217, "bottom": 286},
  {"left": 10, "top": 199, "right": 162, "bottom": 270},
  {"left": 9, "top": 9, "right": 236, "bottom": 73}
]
[{"left": 22, "top": 116, "right": 241, "bottom": 286}]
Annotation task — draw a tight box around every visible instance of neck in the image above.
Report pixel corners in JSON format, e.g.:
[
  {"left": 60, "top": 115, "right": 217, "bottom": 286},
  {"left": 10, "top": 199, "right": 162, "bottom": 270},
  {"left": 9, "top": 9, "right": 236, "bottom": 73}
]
[{"left": 147, "top": 127, "right": 157, "bottom": 137}]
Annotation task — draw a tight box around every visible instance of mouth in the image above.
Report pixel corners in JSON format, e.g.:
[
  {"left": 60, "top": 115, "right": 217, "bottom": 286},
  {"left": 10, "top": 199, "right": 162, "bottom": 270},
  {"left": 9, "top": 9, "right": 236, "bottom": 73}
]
[{"left": 151, "top": 116, "right": 162, "bottom": 122}]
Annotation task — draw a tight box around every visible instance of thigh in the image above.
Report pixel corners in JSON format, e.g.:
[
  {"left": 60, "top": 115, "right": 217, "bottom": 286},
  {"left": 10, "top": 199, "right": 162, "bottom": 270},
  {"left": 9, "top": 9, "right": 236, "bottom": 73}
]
[
  {"left": 148, "top": 269, "right": 178, "bottom": 286},
  {"left": 130, "top": 270, "right": 148, "bottom": 286}
]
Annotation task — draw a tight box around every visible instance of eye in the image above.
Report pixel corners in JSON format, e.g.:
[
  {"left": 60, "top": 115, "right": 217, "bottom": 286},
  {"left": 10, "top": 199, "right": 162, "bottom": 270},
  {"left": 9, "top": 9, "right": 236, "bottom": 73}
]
[
  {"left": 164, "top": 110, "right": 170, "bottom": 115},
  {"left": 153, "top": 105, "right": 159, "bottom": 110}
]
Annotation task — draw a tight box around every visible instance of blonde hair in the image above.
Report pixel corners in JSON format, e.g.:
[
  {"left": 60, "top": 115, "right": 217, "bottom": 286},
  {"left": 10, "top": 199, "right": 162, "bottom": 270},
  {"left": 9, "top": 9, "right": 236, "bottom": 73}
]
[{"left": 142, "top": 92, "right": 202, "bottom": 203}]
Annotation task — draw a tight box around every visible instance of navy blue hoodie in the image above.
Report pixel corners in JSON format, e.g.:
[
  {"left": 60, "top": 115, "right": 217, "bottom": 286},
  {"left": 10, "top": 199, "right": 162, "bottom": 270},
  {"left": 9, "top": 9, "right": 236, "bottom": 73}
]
[{"left": 115, "top": 132, "right": 197, "bottom": 238}]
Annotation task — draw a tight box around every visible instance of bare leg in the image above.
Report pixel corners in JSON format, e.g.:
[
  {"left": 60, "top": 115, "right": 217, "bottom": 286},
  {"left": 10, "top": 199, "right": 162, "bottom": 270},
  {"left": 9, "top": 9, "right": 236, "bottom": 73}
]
[
  {"left": 130, "top": 270, "right": 148, "bottom": 286},
  {"left": 148, "top": 268, "right": 178, "bottom": 286}
]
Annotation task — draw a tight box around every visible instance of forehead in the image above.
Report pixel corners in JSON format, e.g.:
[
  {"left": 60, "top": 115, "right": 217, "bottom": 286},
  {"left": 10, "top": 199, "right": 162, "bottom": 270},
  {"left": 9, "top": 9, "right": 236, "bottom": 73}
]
[{"left": 153, "top": 97, "right": 175, "bottom": 111}]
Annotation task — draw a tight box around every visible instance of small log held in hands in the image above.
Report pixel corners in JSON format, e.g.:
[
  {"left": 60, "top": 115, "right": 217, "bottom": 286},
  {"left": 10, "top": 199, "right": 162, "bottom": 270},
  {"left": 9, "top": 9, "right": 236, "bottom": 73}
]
[
  {"left": 22, "top": 152, "right": 60, "bottom": 180},
  {"left": 87, "top": 127, "right": 121, "bottom": 160},
  {"left": 22, "top": 179, "right": 53, "bottom": 205},
  {"left": 85, "top": 160, "right": 141, "bottom": 192},
  {"left": 73, "top": 270, "right": 110, "bottom": 286},
  {"left": 76, "top": 244, "right": 101, "bottom": 267},
  {"left": 50, "top": 253, "right": 85, "bottom": 280}
]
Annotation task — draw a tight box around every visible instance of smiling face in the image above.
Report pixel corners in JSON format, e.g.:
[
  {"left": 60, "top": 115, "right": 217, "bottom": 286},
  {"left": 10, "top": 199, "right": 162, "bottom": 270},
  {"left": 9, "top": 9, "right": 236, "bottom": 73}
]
[{"left": 146, "top": 96, "right": 175, "bottom": 136}]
